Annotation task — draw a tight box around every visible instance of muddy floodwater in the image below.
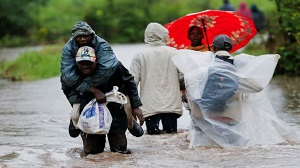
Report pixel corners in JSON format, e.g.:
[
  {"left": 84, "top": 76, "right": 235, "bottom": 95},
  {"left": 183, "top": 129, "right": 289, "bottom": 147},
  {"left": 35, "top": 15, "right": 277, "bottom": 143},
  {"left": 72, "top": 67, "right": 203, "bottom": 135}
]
[{"left": 1, "top": 44, "right": 300, "bottom": 168}]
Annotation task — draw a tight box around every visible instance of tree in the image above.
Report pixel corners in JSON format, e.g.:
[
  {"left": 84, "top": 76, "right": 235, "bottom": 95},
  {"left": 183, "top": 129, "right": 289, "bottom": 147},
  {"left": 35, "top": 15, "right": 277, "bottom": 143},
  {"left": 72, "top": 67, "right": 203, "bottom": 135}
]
[
  {"left": 0, "top": 0, "right": 46, "bottom": 38},
  {"left": 272, "top": 0, "right": 300, "bottom": 75}
]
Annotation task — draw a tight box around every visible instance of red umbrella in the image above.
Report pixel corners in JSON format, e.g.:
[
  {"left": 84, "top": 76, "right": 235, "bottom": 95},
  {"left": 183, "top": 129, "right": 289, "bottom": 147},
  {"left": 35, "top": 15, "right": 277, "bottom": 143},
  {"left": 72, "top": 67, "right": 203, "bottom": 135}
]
[{"left": 164, "top": 10, "right": 257, "bottom": 52}]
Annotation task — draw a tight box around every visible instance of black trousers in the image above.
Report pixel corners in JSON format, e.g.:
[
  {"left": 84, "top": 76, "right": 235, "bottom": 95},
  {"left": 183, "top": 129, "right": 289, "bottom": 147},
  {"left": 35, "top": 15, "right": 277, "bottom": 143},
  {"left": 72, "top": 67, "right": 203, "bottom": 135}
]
[
  {"left": 145, "top": 113, "right": 180, "bottom": 135},
  {"left": 80, "top": 102, "right": 128, "bottom": 155},
  {"left": 80, "top": 129, "right": 127, "bottom": 155}
]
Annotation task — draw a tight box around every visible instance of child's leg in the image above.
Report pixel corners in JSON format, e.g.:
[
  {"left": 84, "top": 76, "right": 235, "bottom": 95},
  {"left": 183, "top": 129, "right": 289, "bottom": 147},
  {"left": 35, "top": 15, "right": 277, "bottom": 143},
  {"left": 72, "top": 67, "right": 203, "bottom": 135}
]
[
  {"left": 69, "top": 103, "right": 81, "bottom": 138},
  {"left": 70, "top": 103, "right": 81, "bottom": 128}
]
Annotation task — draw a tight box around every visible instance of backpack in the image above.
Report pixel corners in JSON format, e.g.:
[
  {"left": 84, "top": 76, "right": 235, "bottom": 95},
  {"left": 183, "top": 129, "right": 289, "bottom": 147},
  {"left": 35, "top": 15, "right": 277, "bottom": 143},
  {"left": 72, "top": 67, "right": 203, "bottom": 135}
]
[{"left": 198, "top": 56, "right": 239, "bottom": 112}]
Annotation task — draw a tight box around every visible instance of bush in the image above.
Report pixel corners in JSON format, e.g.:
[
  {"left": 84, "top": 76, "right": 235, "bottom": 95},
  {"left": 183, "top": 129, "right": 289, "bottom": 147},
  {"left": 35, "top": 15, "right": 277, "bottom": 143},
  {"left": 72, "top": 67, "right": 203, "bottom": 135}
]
[
  {"left": 0, "top": 35, "right": 29, "bottom": 47},
  {"left": 273, "top": 0, "right": 300, "bottom": 76},
  {"left": 2, "top": 45, "right": 61, "bottom": 81}
]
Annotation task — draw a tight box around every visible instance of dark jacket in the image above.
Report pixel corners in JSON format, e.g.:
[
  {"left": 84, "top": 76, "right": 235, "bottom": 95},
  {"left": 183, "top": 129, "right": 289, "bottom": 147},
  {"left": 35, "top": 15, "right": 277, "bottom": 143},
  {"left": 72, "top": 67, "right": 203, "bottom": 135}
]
[
  {"left": 62, "top": 61, "right": 142, "bottom": 110},
  {"left": 250, "top": 5, "right": 266, "bottom": 31},
  {"left": 220, "top": 4, "right": 235, "bottom": 11},
  {"left": 60, "top": 35, "right": 119, "bottom": 92}
]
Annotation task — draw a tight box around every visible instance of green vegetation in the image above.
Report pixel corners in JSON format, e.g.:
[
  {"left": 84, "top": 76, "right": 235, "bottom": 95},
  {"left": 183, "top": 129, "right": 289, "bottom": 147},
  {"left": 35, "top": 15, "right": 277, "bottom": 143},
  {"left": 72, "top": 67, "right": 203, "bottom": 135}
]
[
  {"left": 273, "top": 0, "right": 300, "bottom": 75},
  {"left": 0, "top": 45, "right": 61, "bottom": 81},
  {"left": 0, "top": 0, "right": 37, "bottom": 46},
  {"left": 0, "top": 0, "right": 277, "bottom": 46},
  {"left": 236, "top": 43, "right": 268, "bottom": 56}
]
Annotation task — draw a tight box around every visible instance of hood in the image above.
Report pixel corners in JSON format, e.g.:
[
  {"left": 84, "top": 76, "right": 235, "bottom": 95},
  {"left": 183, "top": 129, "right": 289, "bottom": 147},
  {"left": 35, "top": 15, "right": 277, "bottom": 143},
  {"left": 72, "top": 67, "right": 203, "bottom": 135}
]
[
  {"left": 144, "top": 23, "right": 168, "bottom": 45},
  {"left": 250, "top": 4, "right": 258, "bottom": 11},
  {"left": 239, "top": 2, "right": 247, "bottom": 9},
  {"left": 71, "top": 21, "right": 95, "bottom": 38}
]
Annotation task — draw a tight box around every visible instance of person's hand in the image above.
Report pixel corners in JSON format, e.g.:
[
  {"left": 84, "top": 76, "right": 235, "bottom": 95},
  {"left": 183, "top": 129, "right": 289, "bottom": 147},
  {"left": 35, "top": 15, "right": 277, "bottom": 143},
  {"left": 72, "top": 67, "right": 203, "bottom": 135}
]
[
  {"left": 182, "top": 91, "right": 188, "bottom": 103},
  {"left": 132, "top": 107, "right": 144, "bottom": 126},
  {"left": 88, "top": 86, "right": 106, "bottom": 103}
]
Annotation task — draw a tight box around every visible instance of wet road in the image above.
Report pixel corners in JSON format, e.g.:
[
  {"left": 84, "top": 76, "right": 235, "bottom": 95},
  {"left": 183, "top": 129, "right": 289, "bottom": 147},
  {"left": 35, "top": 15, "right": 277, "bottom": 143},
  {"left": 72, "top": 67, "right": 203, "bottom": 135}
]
[{"left": 0, "top": 44, "right": 300, "bottom": 168}]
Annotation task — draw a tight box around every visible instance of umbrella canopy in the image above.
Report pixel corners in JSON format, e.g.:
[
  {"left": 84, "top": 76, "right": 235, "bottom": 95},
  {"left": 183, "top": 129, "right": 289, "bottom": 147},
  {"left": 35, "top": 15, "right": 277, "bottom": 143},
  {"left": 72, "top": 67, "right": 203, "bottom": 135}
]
[{"left": 164, "top": 10, "right": 257, "bottom": 52}]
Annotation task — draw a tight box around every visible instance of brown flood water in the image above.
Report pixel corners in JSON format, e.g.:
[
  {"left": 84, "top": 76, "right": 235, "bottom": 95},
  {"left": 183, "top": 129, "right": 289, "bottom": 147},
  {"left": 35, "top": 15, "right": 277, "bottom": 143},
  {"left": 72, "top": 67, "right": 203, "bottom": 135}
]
[{"left": 0, "top": 44, "right": 300, "bottom": 168}]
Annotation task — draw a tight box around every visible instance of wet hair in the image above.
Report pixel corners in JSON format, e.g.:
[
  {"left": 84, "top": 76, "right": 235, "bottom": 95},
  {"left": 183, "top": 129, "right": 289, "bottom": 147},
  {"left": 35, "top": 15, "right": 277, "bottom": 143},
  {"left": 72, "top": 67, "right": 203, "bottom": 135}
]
[{"left": 188, "top": 26, "right": 203, "bottom": 35}]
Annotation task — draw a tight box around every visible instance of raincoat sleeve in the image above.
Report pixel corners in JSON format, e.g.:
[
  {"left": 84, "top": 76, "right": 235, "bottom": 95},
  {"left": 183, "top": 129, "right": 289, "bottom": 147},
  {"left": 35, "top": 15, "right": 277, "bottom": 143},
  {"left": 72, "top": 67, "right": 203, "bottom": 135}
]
[
  {"left": 60, "top": 76, "right": 82, "bottom": 105},
  {"left": 129, "top": 54, "right": 141, "bottom": 87},
  {"left": 118, "top": 62, "right": 142, "bottom": 109},
  {"left": 61, "top": 41, "right": 88, "bottom": 92},
  {"left": 82, "top": 36, "right": 119, "bottom": 87}
]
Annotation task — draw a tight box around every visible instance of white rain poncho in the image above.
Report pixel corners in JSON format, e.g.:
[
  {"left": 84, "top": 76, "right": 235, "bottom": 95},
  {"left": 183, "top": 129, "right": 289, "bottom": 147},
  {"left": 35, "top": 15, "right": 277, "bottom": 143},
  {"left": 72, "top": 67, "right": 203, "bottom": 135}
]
[{"left": 172, "top": 50, "right": 300, "bottom": 148}]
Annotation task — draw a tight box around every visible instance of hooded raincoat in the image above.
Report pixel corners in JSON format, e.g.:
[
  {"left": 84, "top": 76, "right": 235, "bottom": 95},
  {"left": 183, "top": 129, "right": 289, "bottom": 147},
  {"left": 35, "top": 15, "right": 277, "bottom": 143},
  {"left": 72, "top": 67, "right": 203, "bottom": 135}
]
[
  {"left": 61, "top": 34, "right": 119, "bottom": 93},
  {"left": 130, "top": 23, "right": 183, "bottom": 118}
]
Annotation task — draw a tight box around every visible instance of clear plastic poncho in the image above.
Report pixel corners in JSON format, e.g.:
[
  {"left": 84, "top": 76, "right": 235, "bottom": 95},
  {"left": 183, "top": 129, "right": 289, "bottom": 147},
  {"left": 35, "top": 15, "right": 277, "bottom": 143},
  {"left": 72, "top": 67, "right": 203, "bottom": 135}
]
[{"left": 172, "top": 50, "right": 300, "bottom": 148}]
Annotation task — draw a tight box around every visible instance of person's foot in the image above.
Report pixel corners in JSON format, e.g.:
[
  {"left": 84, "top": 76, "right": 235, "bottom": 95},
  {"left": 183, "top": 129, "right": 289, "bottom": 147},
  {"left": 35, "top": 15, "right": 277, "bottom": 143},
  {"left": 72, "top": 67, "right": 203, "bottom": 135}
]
[
  {"left": 69, "top": 119, "right": 80, "bottom": 138},
  {"left": 147, "top": 128, "right": 160, "bottom": 135},
  {"left": 147, "top": 129, "right": 167, "bottom": 135},
  {"left": 128, "top": 120, "right": 144, "bottom": 137},
  {"left": 116, "top": 149, "right": 132, "bottom": 154}
]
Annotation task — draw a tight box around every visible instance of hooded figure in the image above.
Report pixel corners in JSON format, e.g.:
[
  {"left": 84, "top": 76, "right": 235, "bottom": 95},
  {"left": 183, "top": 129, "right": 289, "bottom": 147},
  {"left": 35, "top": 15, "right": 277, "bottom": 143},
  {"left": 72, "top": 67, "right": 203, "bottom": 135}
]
[
  {"left": 220, "top": 0, "right": 235, "bottom": 11},
  {"left": 61, "top": 21, "right": 119, "bottom": 95},
  {"left": 250, "top": 4, "right": 266, "bottom": 32},
  {"left": 236, "top": 2, "right": 253, "bottom": 20},
  {"left": 61, "top": 21, "right": 144, "bottom": 155},
  {"left": 130, "top": 23, "right": 183, "bottom": 135},
  {"left": 71, "top": 21, "right": 95, "bottom": 38}
]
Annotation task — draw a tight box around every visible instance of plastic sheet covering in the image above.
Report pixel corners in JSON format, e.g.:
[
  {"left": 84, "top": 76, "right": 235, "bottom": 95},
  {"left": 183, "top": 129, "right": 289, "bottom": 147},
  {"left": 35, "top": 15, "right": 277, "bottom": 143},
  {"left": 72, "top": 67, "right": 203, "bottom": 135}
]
[{"left": 172, "top": 50, "right": 300, "bottom": 148}]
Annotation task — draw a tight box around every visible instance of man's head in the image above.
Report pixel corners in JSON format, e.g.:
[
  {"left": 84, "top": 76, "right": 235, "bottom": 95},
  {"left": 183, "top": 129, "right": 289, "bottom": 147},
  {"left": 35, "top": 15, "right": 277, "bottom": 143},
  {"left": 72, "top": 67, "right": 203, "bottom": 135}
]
[
  {"left": 72, "top": 21, "right": 95, "bottom": 47},
  {"left": 187, "top": 26, "right": 204, "bottom": 47},
  {"left": 75, "top": 46, "right": 97, "bottom": 76},
  {"left": 212, "top": 34, "right": 233, "bottom": 52},
  {"left": 250, "top": 4, "right": 258, "bottom": 12}
]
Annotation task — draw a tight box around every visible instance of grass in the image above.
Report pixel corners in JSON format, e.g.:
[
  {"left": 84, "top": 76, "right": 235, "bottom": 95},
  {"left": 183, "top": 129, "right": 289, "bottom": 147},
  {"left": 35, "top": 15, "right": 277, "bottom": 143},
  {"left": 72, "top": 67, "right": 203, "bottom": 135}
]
[
  {"left": 0, "top": 61, "right": 10, "bottom": 73},
  {"left": 0, "top": 45, "right": 62, "bottom": 81},
  {"left": 235, "top": 41, "right": 269, "bottom": 56},
  {"left": 241, "top": 43, "right": 268, "bottom": 55}
]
